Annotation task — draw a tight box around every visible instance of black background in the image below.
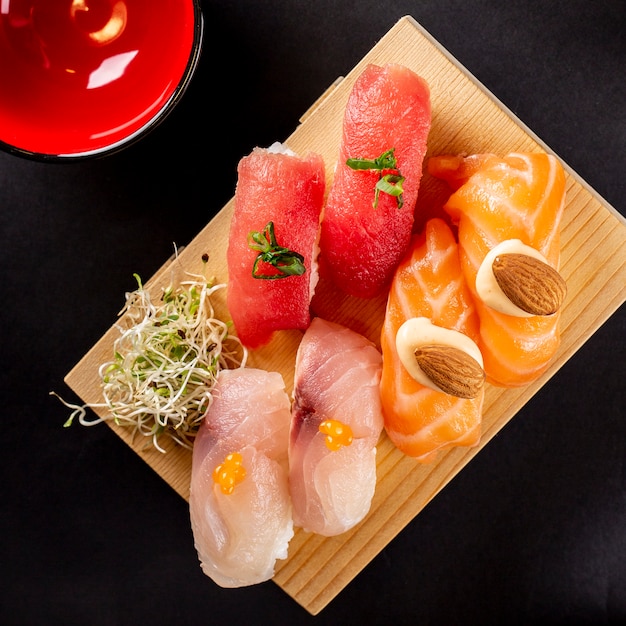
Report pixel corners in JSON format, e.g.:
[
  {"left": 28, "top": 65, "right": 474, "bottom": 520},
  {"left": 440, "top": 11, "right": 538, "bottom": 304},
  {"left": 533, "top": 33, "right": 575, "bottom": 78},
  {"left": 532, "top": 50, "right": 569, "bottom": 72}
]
[{"left": 2, "top": 1, "right": 625, "bottom": 624}]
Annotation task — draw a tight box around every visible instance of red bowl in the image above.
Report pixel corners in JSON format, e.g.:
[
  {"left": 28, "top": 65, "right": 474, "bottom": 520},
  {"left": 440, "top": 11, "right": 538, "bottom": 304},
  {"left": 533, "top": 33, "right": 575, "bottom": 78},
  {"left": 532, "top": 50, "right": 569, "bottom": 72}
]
[{"left": 0, "top": 0, "right": 203, "bottom": 161}]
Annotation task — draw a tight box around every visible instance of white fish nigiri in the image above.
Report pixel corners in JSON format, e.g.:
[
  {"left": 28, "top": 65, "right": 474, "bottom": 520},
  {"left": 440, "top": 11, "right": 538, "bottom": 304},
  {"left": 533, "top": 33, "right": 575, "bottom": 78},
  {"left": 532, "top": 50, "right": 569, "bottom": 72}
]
[
  {"left": 289, "top": 318, "right": 384, "bottom": 536},
  {"left": 189, "top": 368, "right": 294, "bottom": 588}
]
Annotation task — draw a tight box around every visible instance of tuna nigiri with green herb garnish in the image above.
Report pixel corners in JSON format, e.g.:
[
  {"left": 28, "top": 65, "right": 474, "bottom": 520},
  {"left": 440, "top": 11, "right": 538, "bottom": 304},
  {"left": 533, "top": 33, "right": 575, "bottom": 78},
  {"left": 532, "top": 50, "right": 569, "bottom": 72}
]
[
  {"left": 319, "top": 63, "right": 431, "bottom": 299},
  {"left": 227, "top": 143, "right": 326, "bottom": 349}
]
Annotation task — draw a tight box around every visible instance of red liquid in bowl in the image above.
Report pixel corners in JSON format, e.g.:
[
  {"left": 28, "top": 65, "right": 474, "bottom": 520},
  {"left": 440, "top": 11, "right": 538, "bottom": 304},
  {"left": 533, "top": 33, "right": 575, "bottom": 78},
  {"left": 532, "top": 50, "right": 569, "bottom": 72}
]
[{"left": 0, "top": 0, "right": 201, "bottom": 158}]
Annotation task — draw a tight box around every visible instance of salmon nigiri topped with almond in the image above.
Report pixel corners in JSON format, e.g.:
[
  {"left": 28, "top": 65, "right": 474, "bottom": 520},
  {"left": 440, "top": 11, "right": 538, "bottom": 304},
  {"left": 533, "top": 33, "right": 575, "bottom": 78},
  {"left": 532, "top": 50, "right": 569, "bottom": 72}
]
[
  {"left": 428, "top": 152, "right": 567, "bottom": 387},
  {"left": 380, "top": 218, "right": 485, "bottom": 462}
]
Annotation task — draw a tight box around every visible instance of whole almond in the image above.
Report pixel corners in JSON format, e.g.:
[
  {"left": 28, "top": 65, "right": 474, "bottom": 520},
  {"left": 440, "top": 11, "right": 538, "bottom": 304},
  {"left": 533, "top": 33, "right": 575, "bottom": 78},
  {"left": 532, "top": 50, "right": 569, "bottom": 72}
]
[
  {"left": 492, "top": 253, "right": 567, "bottom": 316},
  {"left": 414, "top": 345, "right": 485, "bottom": 399}
]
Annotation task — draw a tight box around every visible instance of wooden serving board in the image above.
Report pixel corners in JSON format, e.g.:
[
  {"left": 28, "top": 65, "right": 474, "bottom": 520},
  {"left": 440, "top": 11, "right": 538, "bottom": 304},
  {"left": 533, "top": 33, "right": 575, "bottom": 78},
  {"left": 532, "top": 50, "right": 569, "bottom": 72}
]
[{"left": 65, "top": 16, "right": 626, "bottom": 615}]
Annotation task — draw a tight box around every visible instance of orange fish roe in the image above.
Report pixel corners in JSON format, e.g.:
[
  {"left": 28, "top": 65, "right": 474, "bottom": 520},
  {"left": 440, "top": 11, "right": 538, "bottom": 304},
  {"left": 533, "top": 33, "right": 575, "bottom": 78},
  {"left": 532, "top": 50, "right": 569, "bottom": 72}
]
[
  {"left": 213, "top": 452, "right": 247, "bottom": 494},
  {"left": 319, "top": 419, "right": 353, "bottom": 451}
]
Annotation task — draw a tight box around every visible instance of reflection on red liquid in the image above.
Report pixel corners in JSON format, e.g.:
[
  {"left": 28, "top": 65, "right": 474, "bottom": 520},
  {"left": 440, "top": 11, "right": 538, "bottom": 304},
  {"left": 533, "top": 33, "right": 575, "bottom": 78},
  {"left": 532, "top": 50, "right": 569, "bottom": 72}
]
[
  {"left": 70, "top": 0, "right": 127, "bottom": 45},
  {"left": 0, "top": 0, "right": 199, "bottom": 156},
  {"left": 2, "top": 0, "right": 132, "bottom": 86}
]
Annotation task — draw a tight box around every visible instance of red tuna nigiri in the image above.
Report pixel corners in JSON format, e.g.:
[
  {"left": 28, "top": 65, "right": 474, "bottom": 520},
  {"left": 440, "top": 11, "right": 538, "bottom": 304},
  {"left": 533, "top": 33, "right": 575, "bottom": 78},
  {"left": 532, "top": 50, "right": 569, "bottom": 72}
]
[
  {"left": 429, "top": 152, "right": 567, "bottom": 387},
  {"left": 289, "top": 317, "right": 383, "bottom": 535},
  {"left": 319, "top": 63, "right": 431, "bottom": 299},
  {"left": 189, "top": 368, "right": 293, "bottom": 588},
  {"left": 380, "top": 218, "right": 484, "bottom": 461},
  {"left": 227, "top": 144, "right": 326, "bottom": 349}
]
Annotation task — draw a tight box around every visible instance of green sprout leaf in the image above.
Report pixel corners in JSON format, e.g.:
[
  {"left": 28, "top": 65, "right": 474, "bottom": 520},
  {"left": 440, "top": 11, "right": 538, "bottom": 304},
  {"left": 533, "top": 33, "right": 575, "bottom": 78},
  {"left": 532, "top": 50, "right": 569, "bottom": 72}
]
[{"left": 52, "top": 259, "right": 248, "bottom": 453}]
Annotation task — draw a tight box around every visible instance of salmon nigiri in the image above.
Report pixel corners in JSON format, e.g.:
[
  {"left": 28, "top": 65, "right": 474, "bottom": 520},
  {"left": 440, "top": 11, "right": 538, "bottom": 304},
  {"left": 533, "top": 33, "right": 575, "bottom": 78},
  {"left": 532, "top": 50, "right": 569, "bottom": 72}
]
[
  {"left": 227, "top": 143, "right": 325, "bottom": 349},
  {"left": 189, "top": 368, "right": 293, "bottom": 587},
  {"left": 289, "top": 318, "right": 383, "bottom": 535},
  {"left": 319, "top": 63, "right": 431, "bottom": 299},
  {"left": 428, "top": 152, "right": 567, "bottom": 387},
  {"left": 380, "top": 218, "right": 485, "bottom": 461}
]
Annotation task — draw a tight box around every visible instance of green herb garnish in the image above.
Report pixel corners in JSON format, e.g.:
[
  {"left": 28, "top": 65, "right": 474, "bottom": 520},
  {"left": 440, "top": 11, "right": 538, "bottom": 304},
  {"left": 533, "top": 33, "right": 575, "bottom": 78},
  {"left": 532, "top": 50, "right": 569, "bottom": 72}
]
[
  {"left": 346, "top": 148, "right": 405, "bottom": 209},
  {"left": 248, "top": 221, "right": 306, "bottom": 280}
]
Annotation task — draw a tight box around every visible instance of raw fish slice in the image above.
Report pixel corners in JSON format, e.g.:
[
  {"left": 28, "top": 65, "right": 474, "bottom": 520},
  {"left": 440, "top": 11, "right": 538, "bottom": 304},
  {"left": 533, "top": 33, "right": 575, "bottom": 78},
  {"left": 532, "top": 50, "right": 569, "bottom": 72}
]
[
  {"left": 227, "top": 143, "right": 325, "bottom": 349},
  {"left": 319, "top": 63, "right": 431, "bottom": 299},
  {"left": 429, "top": 152, "right": 566, "bottom": 386},
  {"left": 191, "top": 369, "right": 289, "bottom": 469},
  {"left": 289, "top": 317, "right": 383, "bottom": 536},
  {"left": 189, "top": 368, "right": 293, "bottom": 588},
  {"left": 380, "top": 218, "right": 484, "bottom": 461}
]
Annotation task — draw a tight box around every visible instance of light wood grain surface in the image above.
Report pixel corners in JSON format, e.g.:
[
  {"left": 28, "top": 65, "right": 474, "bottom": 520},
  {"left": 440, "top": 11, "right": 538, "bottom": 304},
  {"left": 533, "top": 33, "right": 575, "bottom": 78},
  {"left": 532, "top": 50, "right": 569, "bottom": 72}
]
[{"left": 65, "top": 16, "right": 626, "bottom": 615}]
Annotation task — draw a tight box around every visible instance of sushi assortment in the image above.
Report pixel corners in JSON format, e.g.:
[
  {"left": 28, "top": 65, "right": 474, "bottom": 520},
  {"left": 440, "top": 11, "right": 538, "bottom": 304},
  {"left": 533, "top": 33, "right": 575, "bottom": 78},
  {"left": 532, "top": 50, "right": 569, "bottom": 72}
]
[{"left": 190, "top": 64, "right": 569, "bottom": 587}]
